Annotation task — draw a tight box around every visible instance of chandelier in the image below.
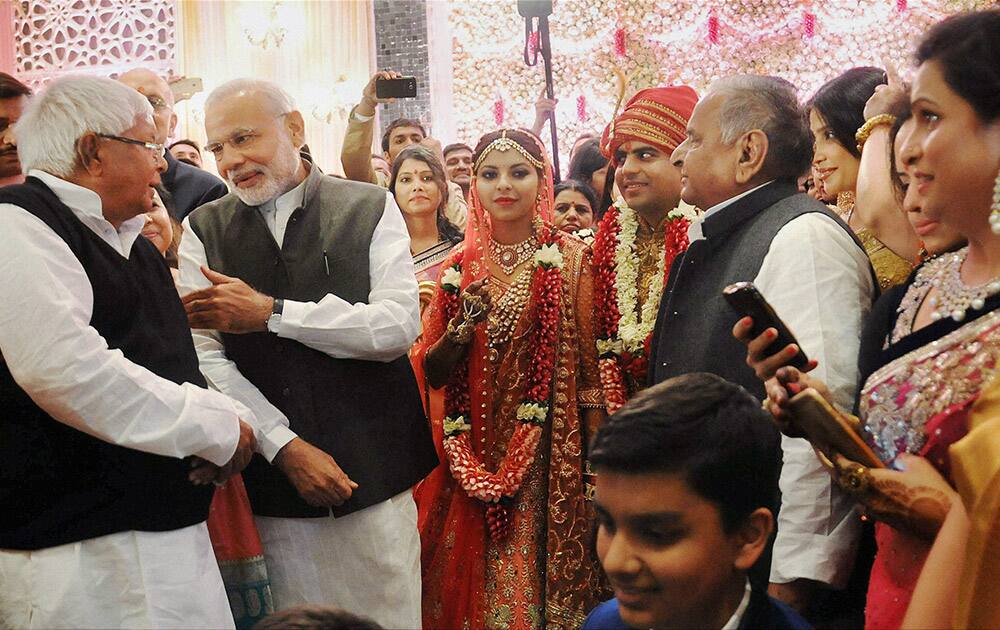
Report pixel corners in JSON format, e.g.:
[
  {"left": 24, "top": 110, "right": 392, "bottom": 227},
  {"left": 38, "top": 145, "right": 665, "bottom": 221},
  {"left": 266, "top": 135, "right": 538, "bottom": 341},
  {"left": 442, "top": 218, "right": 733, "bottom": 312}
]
[{"left": 245, "top": 2, "right": 287, "bottom": 50}]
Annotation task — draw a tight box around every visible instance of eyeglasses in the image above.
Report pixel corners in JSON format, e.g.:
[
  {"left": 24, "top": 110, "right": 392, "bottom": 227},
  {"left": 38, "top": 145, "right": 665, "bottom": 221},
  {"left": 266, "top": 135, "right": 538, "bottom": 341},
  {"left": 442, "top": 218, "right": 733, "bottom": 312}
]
[
  {"left": 205, "top": 113, "right": 289, "bottom": 159},
  {"left": 97, "top": 133, "right": 164, "bottom": 155}
]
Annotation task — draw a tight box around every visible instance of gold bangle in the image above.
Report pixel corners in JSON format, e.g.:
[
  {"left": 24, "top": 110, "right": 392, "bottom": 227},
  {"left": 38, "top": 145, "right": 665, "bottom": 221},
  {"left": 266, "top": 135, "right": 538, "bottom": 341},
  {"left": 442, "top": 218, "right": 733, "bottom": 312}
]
[{"left": 855, "top": 114, "right": 896, "bottom": 153}]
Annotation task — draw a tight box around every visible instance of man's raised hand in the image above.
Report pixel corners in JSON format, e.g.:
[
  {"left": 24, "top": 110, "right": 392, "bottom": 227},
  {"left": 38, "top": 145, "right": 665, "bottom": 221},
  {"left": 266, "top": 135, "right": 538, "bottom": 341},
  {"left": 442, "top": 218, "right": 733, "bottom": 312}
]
[{"left": 182, "top": 266, "right": 273, "bottom": 333}]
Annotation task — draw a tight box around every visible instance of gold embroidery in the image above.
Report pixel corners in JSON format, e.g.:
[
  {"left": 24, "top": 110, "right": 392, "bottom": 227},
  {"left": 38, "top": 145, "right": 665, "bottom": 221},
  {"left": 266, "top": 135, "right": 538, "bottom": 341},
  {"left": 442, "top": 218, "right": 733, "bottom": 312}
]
[
  {"left": 861, "top": 310, "right": 1000, "bottom": 462},
  {"left": 631, "top": 99, "right": 690, "bottom": 134},
  {"left": 577, "top": 387, "right": 605, "bottom": 406},
  {"left": 609, "top": 119, "right": 682, "bottom": 152}
]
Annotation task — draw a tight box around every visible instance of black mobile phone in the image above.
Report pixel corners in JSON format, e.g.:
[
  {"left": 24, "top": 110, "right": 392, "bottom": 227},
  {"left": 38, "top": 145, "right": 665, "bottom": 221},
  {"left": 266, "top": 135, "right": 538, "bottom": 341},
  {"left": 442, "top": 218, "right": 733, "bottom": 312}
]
[
  {"left": 375, "top": 77, "right": 417, "bottom": 99},
  {"left": 722, "top": 281, "right": 810, "bottom": 369}
]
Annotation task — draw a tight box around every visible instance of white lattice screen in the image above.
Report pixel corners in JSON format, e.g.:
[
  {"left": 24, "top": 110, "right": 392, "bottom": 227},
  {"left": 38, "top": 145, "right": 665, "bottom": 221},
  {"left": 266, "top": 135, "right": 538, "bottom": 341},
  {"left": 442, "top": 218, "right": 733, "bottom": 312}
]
[{"left": 14, "top": 0, "right": 175, "bottom": 89}]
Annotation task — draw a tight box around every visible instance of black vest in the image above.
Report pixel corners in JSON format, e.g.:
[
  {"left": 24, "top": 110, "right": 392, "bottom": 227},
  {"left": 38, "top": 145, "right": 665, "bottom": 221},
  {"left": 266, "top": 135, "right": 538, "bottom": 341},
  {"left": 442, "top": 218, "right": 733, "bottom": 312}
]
[
  {"left": 188, "top": 166, "right": 437, "bottom": 518},
  {"left": 648, "top": 182, "right": 868, "bottom": 400},
  {"left": 0, "top": 178, "right": 215, "bottom": 550}
]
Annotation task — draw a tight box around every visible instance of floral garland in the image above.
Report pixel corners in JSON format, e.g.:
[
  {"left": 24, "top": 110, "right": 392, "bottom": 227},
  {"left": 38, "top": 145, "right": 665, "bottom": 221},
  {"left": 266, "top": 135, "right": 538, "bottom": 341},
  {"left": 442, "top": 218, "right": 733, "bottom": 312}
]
[
  {"left": 572, "top": 227, "right": 596, "bottom": 246},
  {"left": 593, "top": 201, "right": 689, "bottom": 414},
  {"left": 439, "top": 224, "right": 564, "bottom": 540}
]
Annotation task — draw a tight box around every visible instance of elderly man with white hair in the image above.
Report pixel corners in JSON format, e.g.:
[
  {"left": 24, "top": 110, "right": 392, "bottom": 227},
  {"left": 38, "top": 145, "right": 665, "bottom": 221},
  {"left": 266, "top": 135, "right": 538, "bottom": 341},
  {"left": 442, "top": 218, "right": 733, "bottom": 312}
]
[
  {"left": 648, "top": 75, "right": 875, "bottom": 621},
  {"left": 177, "top": 79, "right": 436, "bottom": 628},
  {"left": 0, "top": 76, "right": 259, "bottom": 628}
]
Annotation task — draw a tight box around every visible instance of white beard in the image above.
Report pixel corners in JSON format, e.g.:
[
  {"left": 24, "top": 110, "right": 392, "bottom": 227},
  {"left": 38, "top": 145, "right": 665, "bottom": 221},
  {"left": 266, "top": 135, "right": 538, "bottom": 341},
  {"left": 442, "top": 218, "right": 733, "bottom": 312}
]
[{"left": 227, "top": 139, "right": 302, "bottom": 207}]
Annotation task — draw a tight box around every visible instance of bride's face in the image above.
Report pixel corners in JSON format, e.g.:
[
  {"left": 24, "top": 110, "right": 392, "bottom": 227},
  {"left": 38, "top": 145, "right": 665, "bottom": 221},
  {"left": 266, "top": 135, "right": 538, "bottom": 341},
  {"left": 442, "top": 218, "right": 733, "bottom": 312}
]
[{"left": 475, "top": 148, "right": 540, "bottom": 224}]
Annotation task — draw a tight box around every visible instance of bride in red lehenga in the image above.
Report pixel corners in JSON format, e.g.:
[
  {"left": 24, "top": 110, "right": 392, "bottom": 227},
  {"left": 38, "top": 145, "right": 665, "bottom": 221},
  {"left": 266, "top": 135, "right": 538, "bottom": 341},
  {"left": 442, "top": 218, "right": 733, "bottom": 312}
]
[{"left": 412, "top": 128, "right": 607, "bottom": 629}]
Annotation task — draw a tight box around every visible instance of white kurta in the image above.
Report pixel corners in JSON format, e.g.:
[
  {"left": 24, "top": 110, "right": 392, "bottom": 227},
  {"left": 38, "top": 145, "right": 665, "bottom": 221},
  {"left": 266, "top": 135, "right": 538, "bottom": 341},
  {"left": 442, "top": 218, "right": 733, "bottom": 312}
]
[
  {"left": 0, "top": 524, "right": 232, "bottom": 629},
  {"left": 691, "top": 182, "right": 874, "bottom": 589},
  {"left": 0, "top": 170, "right": 247, "bottom": 628},
  {"left": 177, "top": 171, "right": 423, "bottom": 628}
]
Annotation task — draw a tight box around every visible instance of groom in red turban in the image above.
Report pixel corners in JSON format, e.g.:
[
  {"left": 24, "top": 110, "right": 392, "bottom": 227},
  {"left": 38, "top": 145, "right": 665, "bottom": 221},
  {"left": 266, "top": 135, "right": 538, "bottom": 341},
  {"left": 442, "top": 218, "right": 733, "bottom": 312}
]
[
  {"left": 591, "top": 85, "right": 699, "bottom": 411},
  {"left": 600, "top": 85, "right": 698, "bottom": 164}
]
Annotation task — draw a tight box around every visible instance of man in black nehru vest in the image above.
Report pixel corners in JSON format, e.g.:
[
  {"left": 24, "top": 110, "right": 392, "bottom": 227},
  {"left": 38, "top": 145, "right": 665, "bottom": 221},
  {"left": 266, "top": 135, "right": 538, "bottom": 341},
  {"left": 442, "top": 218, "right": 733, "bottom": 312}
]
[
  {"left": 648, "top": 76, "right": 875, "bottom": 620},
  {"left": 0, "top": 76, "right": 256, "bottom": 627},
  {"left": 178, "top": 78, "right": 436, "bottom": 628}
]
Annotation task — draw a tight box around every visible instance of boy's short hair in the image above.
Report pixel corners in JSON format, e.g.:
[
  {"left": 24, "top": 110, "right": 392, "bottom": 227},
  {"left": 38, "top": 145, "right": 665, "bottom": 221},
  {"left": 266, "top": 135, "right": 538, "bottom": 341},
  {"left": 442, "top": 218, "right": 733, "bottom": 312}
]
[
  {"left": 254, "top": 604, "right": 382, "bottom": 629},
  {"left": 590, "top": 372, "right": 781, "bottom": 531},
  {"left": 380, "top": 117, "right": 427, "bottom": 153}
]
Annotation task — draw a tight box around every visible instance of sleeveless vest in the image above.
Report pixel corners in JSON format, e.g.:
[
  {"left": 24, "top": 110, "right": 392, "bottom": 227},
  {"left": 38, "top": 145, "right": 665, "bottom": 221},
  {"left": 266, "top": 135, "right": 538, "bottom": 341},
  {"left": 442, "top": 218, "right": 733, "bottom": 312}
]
[
  {"left": 0, "top": 178, "right": 215, "bottom": 550},
  {"left": 649, "top": 181, "right": 869, "bottom": 400},
  {"left": 188, "top": 166, "right": 437, "bottom": 517}
]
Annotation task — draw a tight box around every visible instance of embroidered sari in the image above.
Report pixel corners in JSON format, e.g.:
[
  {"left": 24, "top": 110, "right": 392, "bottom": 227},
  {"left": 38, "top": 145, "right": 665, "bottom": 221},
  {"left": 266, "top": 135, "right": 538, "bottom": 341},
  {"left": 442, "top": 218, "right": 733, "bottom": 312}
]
[
  {"left": 412, "top": 142, "right": 606, "bottom": 630},
  {"left": 411, "top": 238, "right": 460, "bottom": 415},
  {"left": 414, "top": 239, "right": 458, "bottom": 284},
  {"left": 855, "top": 257, "right": 1000, "bottom": 629}
]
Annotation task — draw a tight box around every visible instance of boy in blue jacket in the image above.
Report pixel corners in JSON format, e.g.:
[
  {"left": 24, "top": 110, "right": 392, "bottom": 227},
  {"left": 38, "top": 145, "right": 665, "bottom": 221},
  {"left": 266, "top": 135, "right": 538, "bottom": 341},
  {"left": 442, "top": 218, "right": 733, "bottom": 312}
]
[{"left": 584, "top": 373, "right": 811, "bottom": 630}]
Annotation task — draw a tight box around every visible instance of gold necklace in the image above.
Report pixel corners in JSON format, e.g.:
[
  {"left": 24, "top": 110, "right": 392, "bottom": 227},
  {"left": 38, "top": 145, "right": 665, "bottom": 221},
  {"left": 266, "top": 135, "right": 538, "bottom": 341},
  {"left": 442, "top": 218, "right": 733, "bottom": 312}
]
[
  {"left": 489, "top": 236, "right": 536, "bottom": 275},
  {"left": 486, "top": 268, "right": 533, "bottom": 362}
]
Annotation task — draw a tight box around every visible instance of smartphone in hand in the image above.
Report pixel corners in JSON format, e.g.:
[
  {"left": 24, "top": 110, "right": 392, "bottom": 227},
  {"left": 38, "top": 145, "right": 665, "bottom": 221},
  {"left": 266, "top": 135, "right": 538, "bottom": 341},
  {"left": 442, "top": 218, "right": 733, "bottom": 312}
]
[
  {"left": 723, "top": 281, "right": 810, "bottom": 370},
  {"left": 375, "top": 77, "right": 417, "bottom": 99}
]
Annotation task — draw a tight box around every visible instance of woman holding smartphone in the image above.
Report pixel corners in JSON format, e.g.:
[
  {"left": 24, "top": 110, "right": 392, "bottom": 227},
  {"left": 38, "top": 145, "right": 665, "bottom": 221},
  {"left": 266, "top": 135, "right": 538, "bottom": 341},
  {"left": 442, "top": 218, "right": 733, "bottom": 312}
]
[{"left": 736, "top": 11, "right": 1000, "bottom": 629}]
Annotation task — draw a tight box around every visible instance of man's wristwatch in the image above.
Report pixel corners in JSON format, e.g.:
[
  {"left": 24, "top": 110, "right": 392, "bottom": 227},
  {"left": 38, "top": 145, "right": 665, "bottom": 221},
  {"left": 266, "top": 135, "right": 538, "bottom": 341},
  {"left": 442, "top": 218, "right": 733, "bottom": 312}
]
[{"left": 267, "top": 298, "right": 284, "bottom": 333}]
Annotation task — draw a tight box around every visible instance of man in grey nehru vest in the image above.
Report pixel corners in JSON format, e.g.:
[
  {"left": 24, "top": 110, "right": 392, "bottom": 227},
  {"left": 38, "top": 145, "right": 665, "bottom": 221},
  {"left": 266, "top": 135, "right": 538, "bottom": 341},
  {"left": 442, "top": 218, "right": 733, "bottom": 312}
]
[
  {"left": 648, "top": 76, "right": 875, "bottom": 622},
  {"left": 177, "top": 79, "right": 437, "bottom": 628}
]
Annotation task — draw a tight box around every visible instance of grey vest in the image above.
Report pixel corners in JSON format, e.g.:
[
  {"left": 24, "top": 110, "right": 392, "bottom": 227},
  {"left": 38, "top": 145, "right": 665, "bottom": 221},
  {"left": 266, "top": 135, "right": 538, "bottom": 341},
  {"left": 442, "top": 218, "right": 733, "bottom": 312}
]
[
  {"left": 188, "top": 165, "right": 437, "bottom": 517},
  {"left": 648, "top": 181, "right": 869, "bottom": 400}
]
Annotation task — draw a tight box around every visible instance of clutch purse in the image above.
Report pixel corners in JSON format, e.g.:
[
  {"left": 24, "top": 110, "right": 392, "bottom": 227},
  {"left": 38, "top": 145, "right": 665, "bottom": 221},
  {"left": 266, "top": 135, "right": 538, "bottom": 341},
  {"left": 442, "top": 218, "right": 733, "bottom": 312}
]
[{"left": 787, "top": 388, "right": 885, "bottom": 469}]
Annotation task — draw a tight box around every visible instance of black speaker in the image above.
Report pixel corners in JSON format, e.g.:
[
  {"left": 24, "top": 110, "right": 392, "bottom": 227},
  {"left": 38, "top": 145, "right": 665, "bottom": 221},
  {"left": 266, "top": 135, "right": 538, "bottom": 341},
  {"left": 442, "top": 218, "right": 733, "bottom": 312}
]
[{"left": 517, "top": 0, "right": 553, "bottom": 18}]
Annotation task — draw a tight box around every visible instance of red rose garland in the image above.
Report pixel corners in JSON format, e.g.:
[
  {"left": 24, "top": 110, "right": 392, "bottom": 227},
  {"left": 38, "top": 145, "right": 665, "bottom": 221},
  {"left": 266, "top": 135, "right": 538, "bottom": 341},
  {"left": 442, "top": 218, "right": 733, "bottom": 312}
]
[
  {"left": 593, "top": 206, "right": 689, "bottom": 414},
  {"left": 440, "top": 225, "right": 564, "bottom": 540}
]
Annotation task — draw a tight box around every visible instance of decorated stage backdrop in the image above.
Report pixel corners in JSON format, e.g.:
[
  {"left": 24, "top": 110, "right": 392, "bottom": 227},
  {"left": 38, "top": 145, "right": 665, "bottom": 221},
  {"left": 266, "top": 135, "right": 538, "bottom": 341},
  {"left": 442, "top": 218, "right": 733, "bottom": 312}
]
[{"left": 446, "top": 0, "right": 995, "bottom": 166}]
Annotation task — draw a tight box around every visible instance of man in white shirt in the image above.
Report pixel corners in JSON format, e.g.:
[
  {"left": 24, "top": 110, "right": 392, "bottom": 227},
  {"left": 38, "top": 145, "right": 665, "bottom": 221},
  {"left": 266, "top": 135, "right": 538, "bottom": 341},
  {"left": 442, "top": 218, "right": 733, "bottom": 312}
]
[
  {"left": 340, "top": 69, "right": 467, "bottom": 228},
  {"left": 649, "top": 75, "right": 875, "bottom": 618},
  {"left": 177, "top": 79, "right": 437, "bottom": 629},
  {"left": 0, "top": 76, "right": 256, "bottom": 628}
]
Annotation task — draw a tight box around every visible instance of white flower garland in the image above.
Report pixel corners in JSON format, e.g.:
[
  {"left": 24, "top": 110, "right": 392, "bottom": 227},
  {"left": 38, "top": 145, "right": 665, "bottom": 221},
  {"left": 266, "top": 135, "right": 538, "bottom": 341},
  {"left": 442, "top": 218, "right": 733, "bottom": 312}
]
[{"left": 612, "top": 203, "right": 666, "bottom": 354}]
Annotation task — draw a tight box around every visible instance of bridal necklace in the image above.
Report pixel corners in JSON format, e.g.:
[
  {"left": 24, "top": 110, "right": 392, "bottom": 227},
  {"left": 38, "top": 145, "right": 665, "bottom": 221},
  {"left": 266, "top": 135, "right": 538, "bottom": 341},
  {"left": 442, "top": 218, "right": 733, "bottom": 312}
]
[
  {"left": 925, "top": 248, "right": 1000, "bottom": 322},
  {"left": 489, "top": 235, "right": 536, "bottom": 275}
]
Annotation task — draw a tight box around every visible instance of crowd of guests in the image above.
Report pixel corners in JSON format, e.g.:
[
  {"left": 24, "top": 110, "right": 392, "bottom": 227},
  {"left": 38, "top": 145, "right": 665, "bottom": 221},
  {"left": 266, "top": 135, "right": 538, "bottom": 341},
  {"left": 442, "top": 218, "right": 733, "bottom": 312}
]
[{"left": 0, "top": 8, "right": 998, "bottom": 630}]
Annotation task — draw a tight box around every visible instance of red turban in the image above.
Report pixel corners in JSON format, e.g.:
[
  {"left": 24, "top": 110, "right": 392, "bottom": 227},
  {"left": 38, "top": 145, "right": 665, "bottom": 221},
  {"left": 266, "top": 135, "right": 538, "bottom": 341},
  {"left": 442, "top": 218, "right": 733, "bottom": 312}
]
[{"left": 600, "top": 85, "right": 698, "bottom": 163}]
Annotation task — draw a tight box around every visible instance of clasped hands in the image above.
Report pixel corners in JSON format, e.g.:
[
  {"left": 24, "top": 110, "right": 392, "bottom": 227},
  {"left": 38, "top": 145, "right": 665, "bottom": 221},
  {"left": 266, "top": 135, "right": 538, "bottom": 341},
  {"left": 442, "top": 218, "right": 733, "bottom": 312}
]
[
  {"left": 733, "top": 317, "right": 958, "bottom": 540},
  {"left": 182, "top": 266, "right": 273, "bottom": 333},
  {"left": 188, "top": 419, "right": 258, "bottom": 486}
]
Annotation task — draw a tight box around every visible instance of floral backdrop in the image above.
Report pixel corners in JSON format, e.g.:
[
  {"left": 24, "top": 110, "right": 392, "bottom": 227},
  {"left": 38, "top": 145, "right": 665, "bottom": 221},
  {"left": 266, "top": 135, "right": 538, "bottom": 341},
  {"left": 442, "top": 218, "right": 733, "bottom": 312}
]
[{"left": 448, "top": 0, "right": 995, "bottom": 165}]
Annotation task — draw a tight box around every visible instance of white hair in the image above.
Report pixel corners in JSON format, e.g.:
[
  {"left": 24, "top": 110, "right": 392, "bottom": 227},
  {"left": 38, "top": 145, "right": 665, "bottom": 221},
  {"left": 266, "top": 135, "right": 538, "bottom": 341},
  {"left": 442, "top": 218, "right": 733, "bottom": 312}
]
[
  {"left": 15, "top": 75, "right": 153, "bottom": 178},
  {"left": 705, "top": 75, "right": 813, "bottom": 181},
  {"left": 205, "top": 78, "right": 296, "bottom": 117}
]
